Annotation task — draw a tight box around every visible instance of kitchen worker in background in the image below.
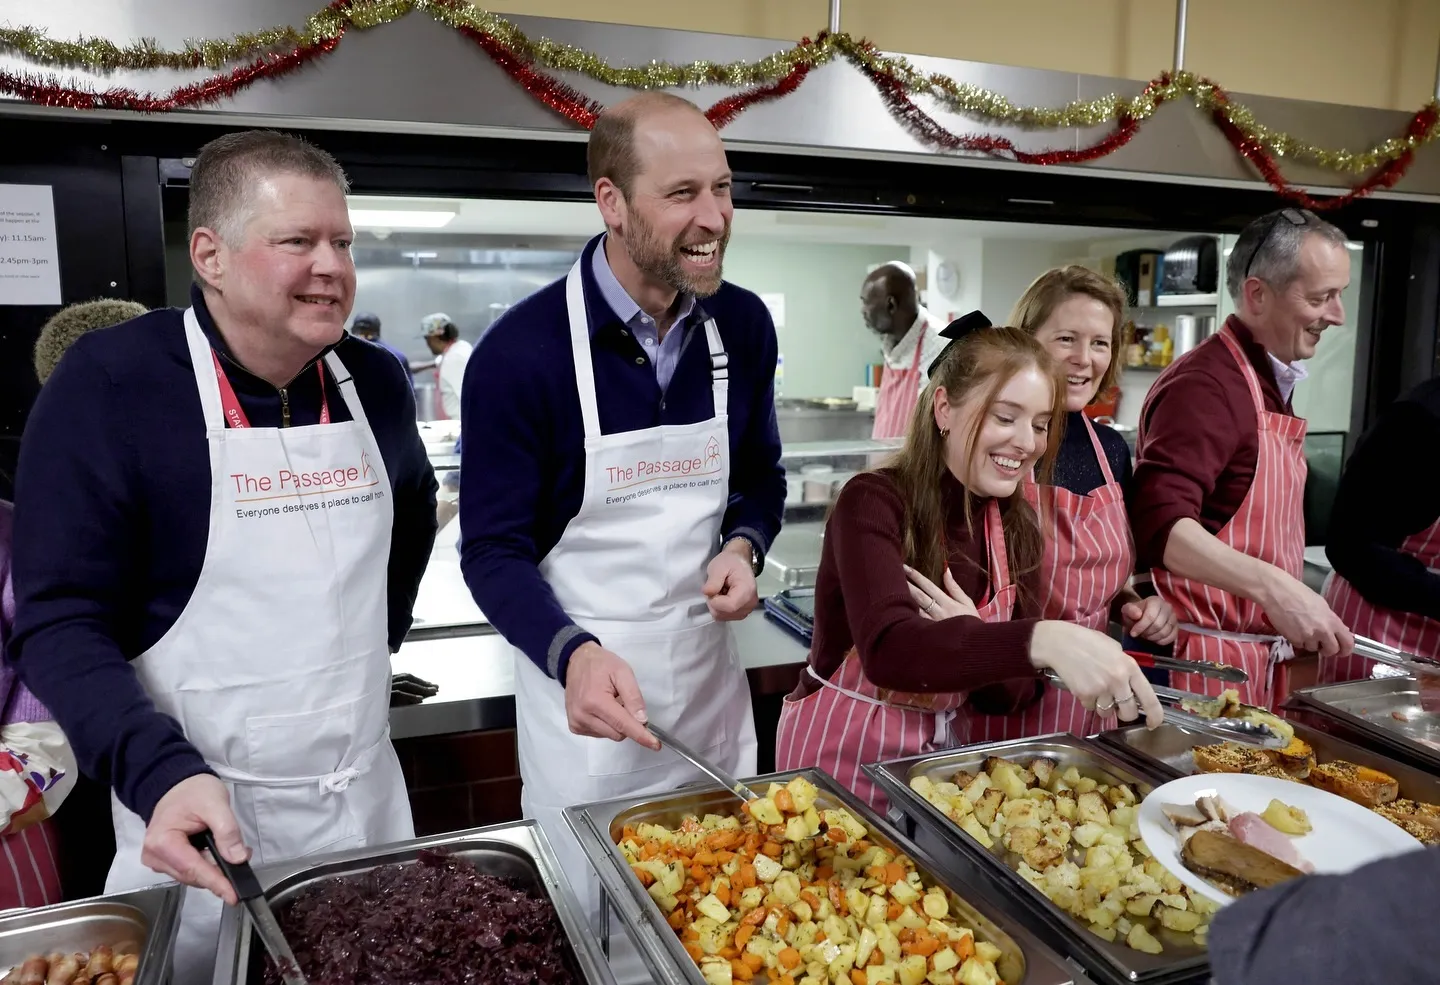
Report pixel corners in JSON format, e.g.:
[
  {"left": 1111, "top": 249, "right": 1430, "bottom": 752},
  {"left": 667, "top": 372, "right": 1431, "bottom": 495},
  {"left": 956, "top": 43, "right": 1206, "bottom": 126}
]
[
  {"left": 0, "top": 301, "right": 146, "bottom": 909},
  {"left": 11, "top": 130, "right": 437, "bottom": 979},
  {"left": 459, "top": 92, "right": 785, "bottom": 930},
  {"left": 862, "top": 261, "right": 947, "bottom": 439},
  {"left": 350, "top": 311, "right": 416, "bottom": 394},
  {"left": 1323, "top": 374, "right": 1440, "bottom": 670},
  {"left": 1131, "top": 208, "right": 1354, "bottom": 710},
  {"left": 421, "top": 312, "right": 472, "bottom": 421},
  {"left": 776, "top": 319, "right": 1162, "bottom": 809},
  {"left": 964, "top": 268, "right": 1177, "bottom": 742}
]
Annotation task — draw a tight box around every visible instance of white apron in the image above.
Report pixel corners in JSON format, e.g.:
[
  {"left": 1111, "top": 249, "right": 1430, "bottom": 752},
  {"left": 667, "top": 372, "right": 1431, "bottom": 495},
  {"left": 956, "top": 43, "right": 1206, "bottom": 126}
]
[
  {"left": 105, "top": 310, "right": 413, "bottom": 983},
  {"left": 514, "top": 262, "right": 759, "bottom": 973}
]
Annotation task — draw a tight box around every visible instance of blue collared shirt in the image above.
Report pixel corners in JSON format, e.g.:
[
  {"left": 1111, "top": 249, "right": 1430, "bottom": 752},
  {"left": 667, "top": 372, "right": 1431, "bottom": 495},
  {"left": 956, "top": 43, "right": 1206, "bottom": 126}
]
[{"left": 591, "top": 235, "right": 696, "bottom": 392}]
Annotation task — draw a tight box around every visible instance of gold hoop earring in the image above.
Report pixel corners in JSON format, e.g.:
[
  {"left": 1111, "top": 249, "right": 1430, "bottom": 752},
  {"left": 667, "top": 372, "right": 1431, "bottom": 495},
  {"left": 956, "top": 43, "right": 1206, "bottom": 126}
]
[{"left": 938, "top": 425, "right": 950, "bottom": 438}]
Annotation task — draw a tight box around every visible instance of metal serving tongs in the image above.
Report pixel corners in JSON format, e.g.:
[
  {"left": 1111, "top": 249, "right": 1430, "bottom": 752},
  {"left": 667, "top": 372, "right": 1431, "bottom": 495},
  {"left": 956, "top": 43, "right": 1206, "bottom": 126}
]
[
  {"left": 1124, "top": 649, "right": 1249, "bottom": 684},
  {"left": 1352, "top": 635, "right": 1440, "bottom": 675},
  {"left": 646, "top": 722, "right": 761, "bottom": 803},
  {"left": 1043, "top": 673, "right": 1288, "bottom": 748},
  {"left": 190, "top": 830, "right": 309, "bottom": 985}
]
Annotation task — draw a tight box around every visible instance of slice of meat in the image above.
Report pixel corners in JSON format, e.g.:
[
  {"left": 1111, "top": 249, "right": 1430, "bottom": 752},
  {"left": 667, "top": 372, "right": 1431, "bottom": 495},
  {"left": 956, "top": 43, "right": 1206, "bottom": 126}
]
[
  {"left": 1180, "top": 829, "right": 1305, "bottom": 894},
  {"left": 1228, "top": 812, "right": 1313, "bottom": 873}
]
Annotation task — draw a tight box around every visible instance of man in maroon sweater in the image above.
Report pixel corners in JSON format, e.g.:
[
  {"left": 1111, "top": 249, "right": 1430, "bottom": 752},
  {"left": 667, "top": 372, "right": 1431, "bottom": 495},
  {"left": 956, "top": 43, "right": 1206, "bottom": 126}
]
[{"left": 1131, "top": 209, "right": 1354, "bottom": 707}]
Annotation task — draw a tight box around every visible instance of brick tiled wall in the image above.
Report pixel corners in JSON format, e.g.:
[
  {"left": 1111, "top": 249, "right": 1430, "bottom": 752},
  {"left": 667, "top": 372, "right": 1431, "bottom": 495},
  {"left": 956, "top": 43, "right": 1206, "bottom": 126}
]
[{"left": 394, "top": 728, "right": 523, "bottom": 836}]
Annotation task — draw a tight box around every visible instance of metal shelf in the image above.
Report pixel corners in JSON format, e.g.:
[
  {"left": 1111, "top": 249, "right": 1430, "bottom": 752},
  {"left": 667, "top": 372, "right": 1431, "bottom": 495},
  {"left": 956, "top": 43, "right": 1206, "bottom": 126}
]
[
  {"left": 1153, "top": 293, "right": 1218, "bottom": 307},
  {"left": 780, "top": 438, "right": 903, "bottom": 458}
]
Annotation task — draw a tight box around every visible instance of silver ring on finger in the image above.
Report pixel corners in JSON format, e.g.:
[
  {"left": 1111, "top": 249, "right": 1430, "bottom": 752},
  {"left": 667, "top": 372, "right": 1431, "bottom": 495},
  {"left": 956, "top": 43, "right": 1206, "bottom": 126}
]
[{"left": 925, "top": 598, "right": 936, "bottom": 612}]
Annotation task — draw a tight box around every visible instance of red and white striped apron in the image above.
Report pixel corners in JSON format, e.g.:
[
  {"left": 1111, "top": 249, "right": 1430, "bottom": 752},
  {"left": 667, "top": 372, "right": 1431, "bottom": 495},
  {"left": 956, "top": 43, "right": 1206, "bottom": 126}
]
[
  {"left": 871, "top": 335, "right": 925, "bottom": 440},
  {"left": 965, "top": 414, "right": 1132, "bottom": 741},
  {"left": 775, "top": 499, "right": 1018, "bottom": 810},
  {"left": 1321, "top": 520, "right": 1440, "bottom": 679},
  {"left": 0, "top": 819, "right": 62, "bottom": 910},
  {"left": 1142, "top": 326, "right": 1307, "bottom": 710}
]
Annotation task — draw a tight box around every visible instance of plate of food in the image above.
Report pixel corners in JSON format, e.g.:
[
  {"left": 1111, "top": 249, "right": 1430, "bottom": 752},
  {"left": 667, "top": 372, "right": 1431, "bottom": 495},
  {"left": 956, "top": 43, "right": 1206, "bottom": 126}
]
[{"left": 1137, "top": 773, "right": 1422, "bottom": 906}]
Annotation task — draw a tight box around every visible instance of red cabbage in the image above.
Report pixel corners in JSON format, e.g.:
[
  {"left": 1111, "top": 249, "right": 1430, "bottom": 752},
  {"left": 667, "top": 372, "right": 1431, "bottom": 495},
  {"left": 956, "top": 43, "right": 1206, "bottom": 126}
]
[{"left": 262, "top": 848, "right": 579, "bottom": 985}]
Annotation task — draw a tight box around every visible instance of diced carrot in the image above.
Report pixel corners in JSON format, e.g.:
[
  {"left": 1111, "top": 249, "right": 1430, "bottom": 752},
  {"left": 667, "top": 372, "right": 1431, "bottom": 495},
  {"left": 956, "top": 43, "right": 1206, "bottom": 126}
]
[
  {"left": 731, "top": 959, "right": 755, "bottom": 981},
  {"left": 778, "top": 948, "right": 802, "bottom": 971},
  {"left": 641, "top": 842, "right": 659, "bottom": 860},
  {"left": 867, "top": 949, "right": 884, "bottom": 966},
  {"left": 761, "top": 841, "right": 783, "bottom": 858},
  {"left": 814, "top": 931, "right": 826, "bottom": 943},
  {"left": 683, "top": 926, "right": 701, "bottom": 942},
  {"left": 715, "top": 883, "right": 731, "bottom": 906},
  {"left": 695, "top": 850, "right": 718, "bottom": 866},
  {"left": 800, "top": 890, "right": 822, "bottom": 911},
  {"left": 865, "top": 865, "right": 886, "bottom": 880},
  {"left": 775, "top": 913, "right": 791, "bottom": 936},
  {"left": 776, "top": 976, "right": 796, "bottom": 985},
  {"left": 708, "top": 830, "right": 741, "bottom": 850},
  {"left": 742, "top": 952, "right": 765, "bottom": 972},
  {"left": 667, "top": 908, "right": 687, "bottom": 930},
  {"left": 698, "top": 875, "right": 712, "bottom": 894},
  {"left": 633, "top": 866, "right": 656, "bottom": 887},
  {"left": 887, "top": 902, "right": 903, "bottom": 921},
  {"left": 849, "top": 969, "right": 868, "bottom": 985},
  {"left": 814, "top": 866, "right": 833, "bottom": 881},
  {"left": 691, "top": 863, "right": 707, "bottom": 882},
  {"left": 740, "top": 863, "right": 758, "bottom": 889},
  {"left": 716, "top": 850, "right": 737, "bottom": 863},
  {"left": 735, "top": 925, "right": 755, "bottom": 949},
  {"left": 742, "top": 906, "right": 768, "bottom": 926},
  {"left": 683, "top": 942, "right": 704, "bottom": 963},
  {"left": 774, "top": 788, "right": 795, "bottom": 813},
  {"left": 719, "top": 946, "right": 740, "bottom": 960},
  {"left": 898, "top": 928, "right": 916, "bottom": 944},
  {"left": 902, "top": 933, "right": 940, "bottom": 957},
  {"left": 744, "top": 832, "right": 763, "bottom": 851},
  {"left": 955, "top": 937, "right": 975, "bottom": 962},
  {"left": 622, "top": 825, "right": 638, "bottom": 839},
  {"left": 853, "top": 840, "right": 872, "bottom": 852},
  {"left": 826, "top": 828, "right": 848, "bottom": 843},
  {"left": 884, "top": 862, "right": 907, "bottom": 886}
]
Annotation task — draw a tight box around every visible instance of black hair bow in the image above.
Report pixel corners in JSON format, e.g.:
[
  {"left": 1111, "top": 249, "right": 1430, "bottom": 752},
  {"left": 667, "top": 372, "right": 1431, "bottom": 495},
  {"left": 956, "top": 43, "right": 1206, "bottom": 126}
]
[{"left": 925, "top": 310, "right": 992, "bottom": 377}]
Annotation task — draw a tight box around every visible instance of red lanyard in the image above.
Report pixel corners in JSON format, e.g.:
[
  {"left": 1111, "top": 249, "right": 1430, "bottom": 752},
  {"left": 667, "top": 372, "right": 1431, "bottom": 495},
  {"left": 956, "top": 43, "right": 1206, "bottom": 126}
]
[{"left": 211, "top": 350, "right": 329, "bottom": 428}]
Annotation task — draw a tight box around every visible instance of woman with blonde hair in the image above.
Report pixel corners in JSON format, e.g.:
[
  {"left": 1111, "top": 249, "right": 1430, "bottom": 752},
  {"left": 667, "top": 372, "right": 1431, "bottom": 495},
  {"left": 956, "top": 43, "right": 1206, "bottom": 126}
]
[
  {"left": 962, "top": 267, "right": 1178, "bottom": 742},
  {"left": 774, "top": 316, "right": 1161, "bottom": 808}
]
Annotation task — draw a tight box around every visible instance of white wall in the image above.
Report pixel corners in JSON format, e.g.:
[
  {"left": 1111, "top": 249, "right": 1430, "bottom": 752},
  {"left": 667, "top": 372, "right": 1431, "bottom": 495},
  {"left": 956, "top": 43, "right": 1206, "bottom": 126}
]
[{"left": 721, "top": 240, "right": 907, "bottom": 399}]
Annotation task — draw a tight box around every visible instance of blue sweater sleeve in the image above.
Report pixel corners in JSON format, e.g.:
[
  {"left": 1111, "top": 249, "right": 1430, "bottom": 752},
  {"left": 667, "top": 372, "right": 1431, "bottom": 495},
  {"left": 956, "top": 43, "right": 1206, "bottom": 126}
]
[
  {"left": 1208, "top": 844, "right": 1440, "bottom": 983},
  {"left": 457, "top": 331, "right": 597, "bottom": 684},
  {"left": 11, "top": 345, "right": 211, "bottom": 821},
  {"left": 720, "top": 298, "right": 786, "bottom": 560}
]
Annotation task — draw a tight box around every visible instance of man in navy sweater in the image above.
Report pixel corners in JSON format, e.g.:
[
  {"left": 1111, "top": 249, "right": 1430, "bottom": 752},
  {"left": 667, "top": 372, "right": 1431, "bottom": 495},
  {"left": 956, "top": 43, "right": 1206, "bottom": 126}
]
[
  {"left": 459, "top": 92, "right": 785, "bottom": 915},
  {"left": 11, "top": 131, "right": 435, "bottom": 977}
]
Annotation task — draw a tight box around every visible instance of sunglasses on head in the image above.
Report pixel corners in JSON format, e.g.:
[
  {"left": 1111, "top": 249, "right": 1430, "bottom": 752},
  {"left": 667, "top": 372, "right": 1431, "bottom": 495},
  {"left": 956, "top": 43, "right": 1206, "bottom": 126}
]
[{"left": 1242, "top": 208, "right": 1309, "bottom": 281}]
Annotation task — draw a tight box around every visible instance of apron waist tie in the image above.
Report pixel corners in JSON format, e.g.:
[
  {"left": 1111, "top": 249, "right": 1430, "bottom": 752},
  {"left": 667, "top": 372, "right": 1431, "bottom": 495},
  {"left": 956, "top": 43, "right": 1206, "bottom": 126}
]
[
  {"left": 806, "top": 666, "right": 955, "bottom": 745},
  {"left": 1177, "top": 623, "right": 1294, "bottom": 701},
  {"left": 209, "top": 728, "right": 389, "bottom": 795}
]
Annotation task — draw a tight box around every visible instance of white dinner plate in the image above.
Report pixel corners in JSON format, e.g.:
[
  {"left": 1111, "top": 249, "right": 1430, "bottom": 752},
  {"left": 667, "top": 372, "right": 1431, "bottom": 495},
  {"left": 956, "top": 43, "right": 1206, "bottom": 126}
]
[{"left": 1137, "top": 773, "right": 1423, "bottom": 906}]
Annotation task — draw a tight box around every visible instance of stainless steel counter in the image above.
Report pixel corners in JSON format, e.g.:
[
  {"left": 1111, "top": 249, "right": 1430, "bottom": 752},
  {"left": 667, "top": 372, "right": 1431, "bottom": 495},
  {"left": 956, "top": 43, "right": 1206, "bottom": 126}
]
[{"left": 390, "top": 609, "right": 808, "bottom": 739}]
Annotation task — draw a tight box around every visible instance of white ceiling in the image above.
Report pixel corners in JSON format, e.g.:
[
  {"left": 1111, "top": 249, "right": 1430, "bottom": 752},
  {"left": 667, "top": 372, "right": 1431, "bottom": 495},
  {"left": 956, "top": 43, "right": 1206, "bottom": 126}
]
[{"left": 345, "top": 194, "right": 1162, "bottom": 247}]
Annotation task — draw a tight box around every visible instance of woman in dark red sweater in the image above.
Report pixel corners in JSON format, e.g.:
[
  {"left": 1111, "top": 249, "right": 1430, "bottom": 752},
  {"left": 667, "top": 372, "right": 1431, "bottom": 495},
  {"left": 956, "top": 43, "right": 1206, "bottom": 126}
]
[{"left": 775, "top": 322, "right": 1162, "bottom": 808}]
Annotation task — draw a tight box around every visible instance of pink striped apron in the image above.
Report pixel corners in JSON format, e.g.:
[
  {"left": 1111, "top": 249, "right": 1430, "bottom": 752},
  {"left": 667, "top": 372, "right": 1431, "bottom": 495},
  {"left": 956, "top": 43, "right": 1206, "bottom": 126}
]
[
  {"left": 775, "top": 499, "right": 1018, "bottom": 810},
  {"left": 0, "top": 819, "right": 62, "bottom": 910},
  {"left": 1321, "top": 520, "right": 1440, "bottom": 679},
  {"left": 965, "top": 414, "right": 1132, "bottom": 741},
  {"left": 871, "top": 335, "right": 925, "bottom": 440},
  {"left": 1142, "top": 327, "right": 1308, "bottom": 710}
]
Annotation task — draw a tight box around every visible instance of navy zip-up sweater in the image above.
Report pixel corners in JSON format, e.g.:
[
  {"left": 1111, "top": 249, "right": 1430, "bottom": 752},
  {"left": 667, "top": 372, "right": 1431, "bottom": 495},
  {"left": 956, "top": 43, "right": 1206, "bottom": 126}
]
[
  {"left": 459, "top": 234, "right": 786, "bottom": 683},
  {"left": 10, "top": 285, "right": 438, "bottom": 822}
]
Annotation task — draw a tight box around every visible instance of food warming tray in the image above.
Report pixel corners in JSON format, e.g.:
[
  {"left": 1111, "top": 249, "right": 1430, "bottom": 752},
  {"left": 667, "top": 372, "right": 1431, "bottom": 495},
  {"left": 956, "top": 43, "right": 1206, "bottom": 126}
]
[
  {"left": 867, "top": 735, "right": 1207, "bottom": 985},
  {"left": 565, "top": 768, "right": 1081, "bottom": 985},
  {"left": 0, "top": 883, "right": 182, "bottom": 985},
  {"left": 211, "top": 820, "right": 613, "bottom": 985},
  {"left": 1287, "top": 677, "right": 1440, "bottom": 774},
  {"left": 1097, "top": 718, "right": 1440, "bottom": 801}
]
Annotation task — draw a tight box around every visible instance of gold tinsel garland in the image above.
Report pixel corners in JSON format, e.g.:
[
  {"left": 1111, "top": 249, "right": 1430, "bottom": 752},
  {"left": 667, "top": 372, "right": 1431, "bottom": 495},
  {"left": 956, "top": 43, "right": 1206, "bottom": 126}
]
[{"left": 2, "top": 0, "right": 1436, "bottom": 176}]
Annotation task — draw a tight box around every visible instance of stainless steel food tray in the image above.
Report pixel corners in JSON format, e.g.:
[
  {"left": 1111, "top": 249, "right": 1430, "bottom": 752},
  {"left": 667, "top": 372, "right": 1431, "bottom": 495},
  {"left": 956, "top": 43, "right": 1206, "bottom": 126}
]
[
  {"left": 1288, "top": 676, "right": 1440, "bottom": 773},
  {"left": 867, "top": 735, "right": 1207, "bottom": 985},
  {"left": 565, "top": 768, "right": 1080, "bottom": 985},
  {"left": 211, "top": 821, "right": 613, "bottom": 985},
  {"left": 0, "top": 883, "right": 182, "bottom": 985},
  {"left": 1097, "top": 718, "right": 1440, "bottom": 805}
]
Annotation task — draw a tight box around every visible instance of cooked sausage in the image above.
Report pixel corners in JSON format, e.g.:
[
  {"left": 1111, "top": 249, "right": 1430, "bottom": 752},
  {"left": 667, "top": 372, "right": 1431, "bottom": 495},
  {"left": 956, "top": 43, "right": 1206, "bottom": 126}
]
[
  {"left": 109, "top": 943, "right": 136, "bottom": 960},
  {"left": 115, "top": 973, "right": 134, "bottom": 985},
  {"left": 93, "top": 976, "right": 118, "bottom": 985},
  {"left": 19, "top": 957, "right": 49, "bottom": 985},
  {"left": 110, "top": 956, "right": 137, "bottom": 977},
  {"left": 44, "top": 955, "right": 78, "bottom": 985},
  {"left": 83, "top": 946, "right": 113, "bottom": 978}
]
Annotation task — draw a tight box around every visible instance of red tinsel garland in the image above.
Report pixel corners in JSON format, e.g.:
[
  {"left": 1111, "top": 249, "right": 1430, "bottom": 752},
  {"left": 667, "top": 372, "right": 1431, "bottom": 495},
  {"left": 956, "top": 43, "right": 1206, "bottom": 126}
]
[
  {"left": 0, "top": 20, "right": 1427, "bottom": 210},
  {"left": 0, "top": 34, "right": 340, "bottom": 112}
]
